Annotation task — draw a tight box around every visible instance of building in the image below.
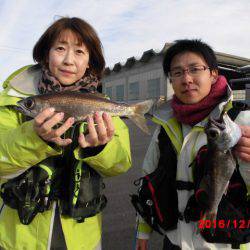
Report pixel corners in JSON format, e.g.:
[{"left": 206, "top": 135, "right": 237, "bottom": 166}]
[
  {"left": 102, "top": 43, "right": 250, "bottom": 103},
  {"left": 238, "top": 66, "right": 250, "bottom": 101}
]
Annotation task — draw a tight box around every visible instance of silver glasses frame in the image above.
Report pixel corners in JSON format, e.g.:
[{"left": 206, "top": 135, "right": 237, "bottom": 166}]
[{"left": 169, "top": 65, "right": 210, "bottom": 79}]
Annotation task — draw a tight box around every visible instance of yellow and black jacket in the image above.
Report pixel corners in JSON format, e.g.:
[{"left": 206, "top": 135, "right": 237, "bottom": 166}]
[{"left": 0, "top": 65, "right": 132, "bottom": 250}]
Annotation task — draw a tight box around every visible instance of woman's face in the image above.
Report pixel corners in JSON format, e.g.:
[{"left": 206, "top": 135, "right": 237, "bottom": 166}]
[
  {"left": 48, "top": 29, "right": 90, "bottom": 85},
  {"left": 170, "top": 51, "right": 218, "bottom": 104}
]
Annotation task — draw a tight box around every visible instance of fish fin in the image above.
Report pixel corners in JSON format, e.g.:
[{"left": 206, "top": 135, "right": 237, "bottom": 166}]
[
  {"left": 78, "top": 92, "right": 108, "bottom": 100},
  {"left": 129, "top": 114, "right": 151, "bottom": 135},
  {"left": 203, "top": 211, "right": 217, "bottom": 236},
  {"left": 91, "top": 92, "right": 107, "bottom": 99},
  {"left": 224, "top": 180, "right": 230, "bottom": 195},
  {"left": 129, "top": 99, "right": 154, "bottom": 135},
  {"left": 156, "top": 95, "right": 167, "bottom": 108},
  {"left": 195, "top": 188, "right": 209, "bottom": 207},
  {"left": 203, "top": 211, "right": 217, "bottom": 222},
  {"left": 133, "top": 99, "right": 154, "bottom": 115}
]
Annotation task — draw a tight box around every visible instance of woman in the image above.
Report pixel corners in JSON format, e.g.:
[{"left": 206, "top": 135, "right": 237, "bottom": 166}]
[
  {"left": 0, "top": 17, "right": 131, "bottom": 250},
  {"left": 136, "top": 39, "right": 250, "bottom": 250}
]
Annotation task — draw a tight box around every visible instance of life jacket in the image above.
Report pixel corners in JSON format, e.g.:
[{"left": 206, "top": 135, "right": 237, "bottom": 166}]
[
  {"left": 0, "top": 121, "right": 107, "bottom": 225},
  {"left": 131, "top": 101, "right": 250, "bottom": 249},
  {"left": 55, "top": 122, "right": 107, "bottom": 222}
]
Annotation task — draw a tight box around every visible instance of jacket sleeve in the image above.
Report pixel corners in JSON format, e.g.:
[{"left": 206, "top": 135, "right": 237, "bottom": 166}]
[
  {"left": 235, "top": 110, "right": 250, "bottom": 192},
  {"left": 142, "top": 125, "right": 161, "bottom": 175},
  {"left": 74, "top": 116, "right": 131, "bottom": 177},
  {"left": 137, "top": 125, "right": 161, "bottom": 239},
  {"left": 0, "top": 106, "right": 62, "bottom": 178}
]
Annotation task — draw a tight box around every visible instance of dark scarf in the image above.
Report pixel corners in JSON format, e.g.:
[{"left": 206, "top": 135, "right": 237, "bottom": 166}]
[
  {"left": 38, "top": 68, "right": 101, "bottom": 94},
  {"left": 171, "top": 75, "right": 228, "bottom": 126}
]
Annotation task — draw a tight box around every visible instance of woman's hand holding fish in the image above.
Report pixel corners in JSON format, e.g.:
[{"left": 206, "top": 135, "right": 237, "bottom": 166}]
[
  {"left": 33, "top": 108, "right": 75, "bottom": 147},
  {"left": 234, "top": 125, "right": 250, "bottom": 162},
  {"left": 78, "top": 112, "right": 115, "bottom": 148}
]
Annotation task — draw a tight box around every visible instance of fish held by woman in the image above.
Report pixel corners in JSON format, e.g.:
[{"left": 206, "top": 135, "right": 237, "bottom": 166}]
[{"left": 15, "top": 91, "right": 154, "bottom": 135}]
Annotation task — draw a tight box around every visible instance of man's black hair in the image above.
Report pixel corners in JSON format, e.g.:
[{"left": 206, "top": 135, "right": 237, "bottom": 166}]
[{"left": 162, "top": 39, "right": 218, "bottom": 77}]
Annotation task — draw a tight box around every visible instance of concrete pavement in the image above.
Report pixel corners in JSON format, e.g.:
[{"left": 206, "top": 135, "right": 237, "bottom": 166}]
[{"left": 102, "top": 119, "right": 162, "bottom": 250}]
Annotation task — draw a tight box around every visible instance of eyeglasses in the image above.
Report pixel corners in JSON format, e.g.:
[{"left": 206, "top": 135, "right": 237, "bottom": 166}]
[{"left": 169, "top": 65, "right": 210, "bottom": 79}]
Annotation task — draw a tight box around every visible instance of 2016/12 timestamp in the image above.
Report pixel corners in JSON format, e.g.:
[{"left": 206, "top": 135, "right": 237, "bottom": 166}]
[{"left": 198, "top": 219, "right": 250, "bottom": 229}]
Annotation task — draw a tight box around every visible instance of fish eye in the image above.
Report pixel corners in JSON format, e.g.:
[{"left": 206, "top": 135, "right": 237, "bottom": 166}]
[
  {"left": 25, "top": 98, "right": 34, "bottom": 109},
  {"left": 208, "top": 129, "right": 219, "bottom": 139}
]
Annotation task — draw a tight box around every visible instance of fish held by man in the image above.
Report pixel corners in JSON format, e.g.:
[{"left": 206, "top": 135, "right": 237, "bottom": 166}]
[
  {"left": 196, "top": 113, "right": 242, "bottom": 224},
  {"left": 15, "top": 91, "right": 154, "bottom": 134}
]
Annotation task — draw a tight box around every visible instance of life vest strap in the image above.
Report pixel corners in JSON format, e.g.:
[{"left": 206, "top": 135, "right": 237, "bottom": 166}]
[{"left": 176, "top": 180, "right": 194, "bottom": 191}]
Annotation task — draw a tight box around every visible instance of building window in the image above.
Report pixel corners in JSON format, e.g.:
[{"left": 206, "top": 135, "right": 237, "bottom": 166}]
[
  {"left": 116, "top": 85, "right": 124, "bottom": 101},
  {"left": 147, "top": 78, "right": 160, "bottom": 98},
  {"left": 129, "top": 82, "right": 139, "bottom": 100},
  {"left": 105, "top": 87, "right": 112, "bottom": 99}
]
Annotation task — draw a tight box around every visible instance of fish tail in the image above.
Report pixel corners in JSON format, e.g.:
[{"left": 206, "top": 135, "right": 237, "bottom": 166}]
[
  {"left": 129, "top": 114, "right": 150, "bottom": 135},
  {"left": 203, "top": 211, "right": 217, "bottom": 221},
  {"left": 129, "top": 99, "right": 154, "bottom": 135},
  {"left": 203, "top": 211, "right": 217, "bottom": 236}
]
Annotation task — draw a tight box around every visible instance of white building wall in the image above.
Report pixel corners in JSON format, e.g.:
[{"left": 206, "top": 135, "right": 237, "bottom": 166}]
[
  {"left": 104, "top": 78, "right": 126, "bottom": 100},
  {"left": 128, "top": 68, "right": 163, "bottom": 100},
  {"left": 103, "top": 55, "right": 172, "bottom": 102}
]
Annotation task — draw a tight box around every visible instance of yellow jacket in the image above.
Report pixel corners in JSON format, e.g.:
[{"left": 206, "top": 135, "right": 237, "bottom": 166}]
[{"left": 0, "top": 65, "right": 132, "bottom": 250}]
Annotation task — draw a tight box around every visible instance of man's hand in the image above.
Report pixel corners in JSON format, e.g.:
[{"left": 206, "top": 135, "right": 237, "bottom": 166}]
[
  {"left": 33, "top": 108, "right": 74, "bottom": 147},
  {"left": 78, "top": 112, "right": 115, "bottom": 148},
  {"left": 235, "top": 125, "right": 250, "bottom": 162}
]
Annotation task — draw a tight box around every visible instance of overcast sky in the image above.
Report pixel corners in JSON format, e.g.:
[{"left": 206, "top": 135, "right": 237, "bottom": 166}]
[{"left": 0, "top": 0, "right": 250, "bottom": 84}]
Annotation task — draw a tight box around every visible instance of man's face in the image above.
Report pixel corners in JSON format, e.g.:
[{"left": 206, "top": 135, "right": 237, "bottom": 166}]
[{"left": 170, "top": 51, "right": 218, "bottom": 104}]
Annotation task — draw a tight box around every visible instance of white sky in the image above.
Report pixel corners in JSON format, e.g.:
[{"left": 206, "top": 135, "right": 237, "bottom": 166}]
[{"left": 0, "top": 0, "right": 250, "bottom": 84}]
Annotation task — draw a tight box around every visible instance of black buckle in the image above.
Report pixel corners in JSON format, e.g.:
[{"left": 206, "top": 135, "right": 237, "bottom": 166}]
[{"left": 178, "top": 212, "right": 184, "bottom": 221}]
